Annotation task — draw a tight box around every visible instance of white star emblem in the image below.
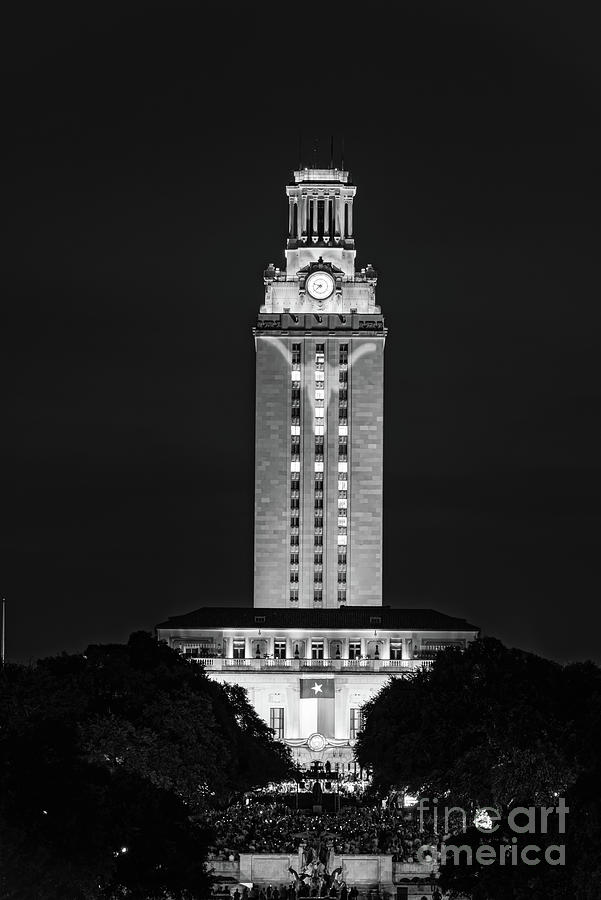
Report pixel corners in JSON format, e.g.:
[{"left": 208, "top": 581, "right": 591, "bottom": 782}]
[{"left": 311, "top": 682, "right": 323, "bottom": 695}]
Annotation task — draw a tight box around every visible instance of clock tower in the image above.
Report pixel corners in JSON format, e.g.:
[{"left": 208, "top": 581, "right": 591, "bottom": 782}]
[
  {"left": 157, "top": 162, "right": 479, "bottom": 770},
  {"left": 254, "top": 167, "right": 386, "bottom": 609}
]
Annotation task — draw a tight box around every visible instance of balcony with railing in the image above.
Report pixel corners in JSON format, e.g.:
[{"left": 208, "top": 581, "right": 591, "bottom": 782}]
[{"left": 187, "top": 656, "right": 433, "bottom": 674}]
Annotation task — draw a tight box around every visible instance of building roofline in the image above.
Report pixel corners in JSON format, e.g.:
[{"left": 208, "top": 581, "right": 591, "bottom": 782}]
[{"left": 156, "top": 605, "right": 480, "bottom": 633}]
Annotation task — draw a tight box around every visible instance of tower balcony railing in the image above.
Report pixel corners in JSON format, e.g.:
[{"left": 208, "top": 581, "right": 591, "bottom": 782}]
[{"left": 190, "top": 657, "right": 433, "bottom": 673}]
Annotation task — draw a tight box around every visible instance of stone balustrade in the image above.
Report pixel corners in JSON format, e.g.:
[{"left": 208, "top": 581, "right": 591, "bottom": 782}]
[{"left": 190, "top": 658, "right": 432, "bottom": 673}]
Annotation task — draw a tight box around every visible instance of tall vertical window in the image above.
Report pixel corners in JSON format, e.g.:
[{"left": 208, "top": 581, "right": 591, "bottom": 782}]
[
  {"left": 270, "top": 707, "right": 285, "bottom": 739},
  {"left": 274, "top": 640, "right": 287, "bottom": 659},
  {"left": 233, "top": 640, "right": 246, "bottom": 659},
  {"left": 311, "top": 640, "right": 324, "bottom": 659},
  {"left": 349, "top": 641, "right": 361, "bottom": 660},
  {"left": 350, "top": 708, "right": 363, "bottom": 739},
  {"left": 314, "top": 343, "right": 326, "bottom": 595},
  {"left": 290, "top": 345, "right": 302, "bottom": 602},
  {"left": 338, "top": 343, "right": 349, "bottom": 602},
  {"left": 390, "top": 641, "right": 403, "bottom": 660}
]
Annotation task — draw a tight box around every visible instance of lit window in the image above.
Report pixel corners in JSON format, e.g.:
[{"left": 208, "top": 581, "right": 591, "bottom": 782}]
[
  {"left": 291, "top": 425, "right": 300, "bottom": 435},
  {"left": 338, "top": 499, "right": 347, "bottom": 508},
  {"left": 314, "top": 424, "right": 324, "bottom": 435},
  {"left": 337, "top": 535, "right": 347, "bottom": 545},
  {"left": 291, "top": 461, "right": 301, "bottom": 472},
  {"left": 338, "top": 480, "right": 347, "bottom": 490},
  {"left": 338, "top": 516, "right": 347, "bottom": 526},
  {"left": 390, "top": 641, "right": 403, "bottom": 660},
  {"left": 338, "top": 462, "right": 348, "bottom": 473},
  {"left": 315, "top": 389, "right": 325, "bottom": 400},
  {"left": 292, "top": 370, "right": 301, "bottom": 381},
  {"left": 315, "top": 462, "right": 324, "bottom": 472},
  {"left": 338, "top": 425, "right": 348, "bottom": 436},
  {"left": 315, "top": 371, "right": 324, "bottom": 382}
]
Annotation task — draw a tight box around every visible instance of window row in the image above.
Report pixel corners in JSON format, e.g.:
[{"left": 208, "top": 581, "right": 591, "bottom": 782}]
[{"left": 228, "top": 639, "right": 405, "bottom": 662}]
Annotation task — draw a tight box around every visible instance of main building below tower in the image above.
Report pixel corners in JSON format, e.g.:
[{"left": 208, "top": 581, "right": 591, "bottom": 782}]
[{"left": 255, "top": 168, "right": 385, "bottom": 608}]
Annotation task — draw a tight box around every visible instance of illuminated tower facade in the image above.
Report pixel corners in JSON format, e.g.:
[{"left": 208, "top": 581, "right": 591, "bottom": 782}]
[{"left": 254, "top": 167, "right": 386, "bottom": 609}]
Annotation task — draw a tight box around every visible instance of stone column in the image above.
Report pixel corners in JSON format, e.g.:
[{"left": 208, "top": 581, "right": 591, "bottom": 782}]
[
  {"left": 334, "top": 193, "right": 342, "bottom": 238},
  {"left": 288, "top": 199, "right": 294, "bottom": 236},
  {"left": 312, "top": 197, "right": 318, "bottom": 236},
  {"left": 347, "top": 200, "right": 353, "bottom": 237},
  {"left": 300, "top": 194, "right": 307, "bottom": 239},
  {"left": 324, "top": 194, "right": 330, "bottom": 238}
]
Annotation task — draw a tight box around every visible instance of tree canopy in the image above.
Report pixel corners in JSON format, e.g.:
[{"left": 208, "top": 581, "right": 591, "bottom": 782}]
[
  {"left": 355, "top": 637, "right": 601, "bottom": 899},
  {"left": 0, "top": 631, "right": 296, "bottom": 899}
]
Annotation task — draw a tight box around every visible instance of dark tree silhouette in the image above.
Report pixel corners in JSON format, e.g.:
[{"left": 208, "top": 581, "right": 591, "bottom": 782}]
[
  {"left": 355, "top": 637, "right": 601, "bottom": 899},
  {"left": 0, "top": 631, "right": 296, "bottom": 899}
]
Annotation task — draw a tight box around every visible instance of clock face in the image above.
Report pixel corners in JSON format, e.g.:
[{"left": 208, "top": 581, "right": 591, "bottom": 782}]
[{"left": 306, "top": 271, "right": 334, "bottom": 300}]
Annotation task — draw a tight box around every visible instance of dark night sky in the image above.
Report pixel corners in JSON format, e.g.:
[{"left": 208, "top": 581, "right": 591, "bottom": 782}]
[{"left": 2, "top": 3, "right": 600, "bottom": 664}]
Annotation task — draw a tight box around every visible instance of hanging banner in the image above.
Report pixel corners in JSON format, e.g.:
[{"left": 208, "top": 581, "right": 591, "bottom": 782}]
[{"left": 299, "top": 678, "right": 335, "bottom": 737}]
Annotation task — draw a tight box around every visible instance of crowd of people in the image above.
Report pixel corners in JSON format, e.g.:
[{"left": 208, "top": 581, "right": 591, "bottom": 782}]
[
  {"left": 212, "top": 885, "right": 369, "bottom": 900},
  {"left": 205, "top": 801, "right": 439, "bottom": 863},
  {"left": 211, "top": 884, "right": 441, "bottom": 900}
]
